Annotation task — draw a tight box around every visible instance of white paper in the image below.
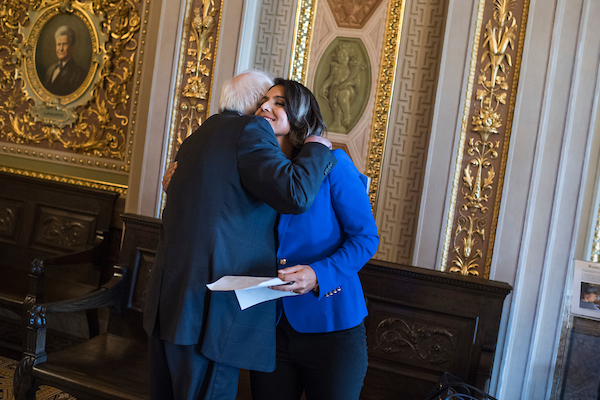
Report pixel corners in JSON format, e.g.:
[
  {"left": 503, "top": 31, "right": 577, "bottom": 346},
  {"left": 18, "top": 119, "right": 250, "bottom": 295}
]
[{"left": 207, "top": 275, "right": 299, "bottom": 310}]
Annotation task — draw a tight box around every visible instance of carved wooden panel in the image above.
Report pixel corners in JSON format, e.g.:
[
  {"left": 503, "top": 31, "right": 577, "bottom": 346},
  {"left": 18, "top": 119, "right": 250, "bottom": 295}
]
[
  {"left": 0, "top": 171, "right": 118, "bottom": 270},
  {"left": 111, "top": 213, "right": 161, "bottom": 341},
  {"left": 0, "top": 198, "right": 24, "bottom": 244},
  {"left": 130, "top": 247, "right": 155, "bottom": 312},
  {"left": 360, "top": 260, "right": 511, "bottom": 400},
  {"left": 32, "top": 206, "right": 95, "bottom": 252},
  {"left": 368, "top": 301, "right": 476, "bottom": 374}
]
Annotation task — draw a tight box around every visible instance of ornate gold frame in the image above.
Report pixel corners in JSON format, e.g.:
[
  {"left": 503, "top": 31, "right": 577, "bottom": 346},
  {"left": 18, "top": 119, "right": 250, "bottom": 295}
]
[
  {"left": 289, "top": 0, "right": 317, "bottom": 83},
  {"left": 17, "top": 1, "right": 106, "bottom": 127},
  {"left": 0, "top": 0, "right": 150, "bottom": 194}
]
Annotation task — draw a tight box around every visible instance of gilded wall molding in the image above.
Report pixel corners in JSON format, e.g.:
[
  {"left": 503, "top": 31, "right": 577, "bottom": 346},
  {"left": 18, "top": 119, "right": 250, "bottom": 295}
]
[
  {"left": 164, "top": 0, "right": 222, "bottom": 165},
  {"left": 592, "top": 209, "right": 600, "bottom": 262},
  {"left": 289, "top": 0, "right": 318, "bottom": 83},
  {"left": 0, "top": 0, "right": 151, "bottom": 197},
  {"left": 0, "top": 0, "right": 148, "bottom": 173},
  {"left": 364, "top": 0, "right": 406, "bottom": 209},
  {"left": 0, "top": 165, "right": 127, "bottom": 195},
  {"left": 442, "top": 0, "right": 530, "bottom": 278}
]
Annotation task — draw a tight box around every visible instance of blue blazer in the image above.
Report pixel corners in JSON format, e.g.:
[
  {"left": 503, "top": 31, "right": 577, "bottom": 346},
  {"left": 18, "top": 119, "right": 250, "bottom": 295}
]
[{"left": 278, "top": 149, "right": 380, "bottom": 333}]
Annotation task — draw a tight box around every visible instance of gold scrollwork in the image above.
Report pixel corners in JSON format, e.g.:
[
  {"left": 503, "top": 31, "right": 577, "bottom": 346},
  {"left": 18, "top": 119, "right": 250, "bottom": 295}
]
[
  {"left": 289, "top": 0, "right": 317, "bottom": 83},
  {"left": 0, "top": 0, "right": 141, "bottom": 163},
  {"left": 365, "top": 0, "right": 406, "bottom": 209},
  {"left": 177, "top": 0, "right": 217, "bottom": 146},
  {"left": 449, "top": 0, "right": 518, "bottom": 276}
]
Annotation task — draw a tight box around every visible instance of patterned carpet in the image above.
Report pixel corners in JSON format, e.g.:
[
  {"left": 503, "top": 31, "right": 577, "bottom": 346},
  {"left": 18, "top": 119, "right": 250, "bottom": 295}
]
[{"left": 0, "top": 355, "right": 76, "bottom": 400}]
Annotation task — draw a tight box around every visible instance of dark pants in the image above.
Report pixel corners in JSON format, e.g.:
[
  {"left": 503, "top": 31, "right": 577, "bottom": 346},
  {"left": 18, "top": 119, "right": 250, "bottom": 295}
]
[
  {"left": 250, "top": 314, "right": 368, "bottom": 400},
  {"left": 148, "top": 335, "right": 240, "bottom": 400}
]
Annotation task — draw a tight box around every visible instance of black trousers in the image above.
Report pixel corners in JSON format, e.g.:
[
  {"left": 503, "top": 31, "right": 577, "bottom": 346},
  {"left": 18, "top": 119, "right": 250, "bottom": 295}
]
[
  {"left": 250, "top": 313, "right": 368, "bottom": 400},
  {"left": 148, "top": 335, "right": 240, "bottom": 400}
]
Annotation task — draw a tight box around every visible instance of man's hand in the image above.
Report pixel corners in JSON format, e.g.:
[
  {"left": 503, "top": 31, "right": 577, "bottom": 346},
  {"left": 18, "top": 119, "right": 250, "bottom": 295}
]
[
  {"left": 162, "top": 161, "right": 178, "bottom": 192},
  {"left": 270, "top": 264, "right": 317, "bottom": 295},
  {"left": 304, "top": 135, "right": 333, "bottom": 150}
]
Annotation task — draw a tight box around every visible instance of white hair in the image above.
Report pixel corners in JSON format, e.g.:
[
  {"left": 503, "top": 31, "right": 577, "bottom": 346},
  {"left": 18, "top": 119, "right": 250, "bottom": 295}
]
[
  {"left": 219, "top": 69, "right": 273, "bottom": 115},
  {"left": 55, "top": 25, "right": 76, "bottom": 45}
]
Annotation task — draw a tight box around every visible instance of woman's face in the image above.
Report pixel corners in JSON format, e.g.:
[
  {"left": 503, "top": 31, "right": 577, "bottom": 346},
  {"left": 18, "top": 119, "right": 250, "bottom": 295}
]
[{"left": 255, "top": 85, "right": 290, "bottom": 136}]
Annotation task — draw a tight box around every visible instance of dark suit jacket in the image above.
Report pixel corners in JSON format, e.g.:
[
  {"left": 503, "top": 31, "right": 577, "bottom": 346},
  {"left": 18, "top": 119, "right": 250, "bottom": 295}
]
[
  {"left": 43, "top": 58, "right": 87, "bottom": 96},
  {"left": 143, "top": 111, "right": 337, "bottom": 372}
]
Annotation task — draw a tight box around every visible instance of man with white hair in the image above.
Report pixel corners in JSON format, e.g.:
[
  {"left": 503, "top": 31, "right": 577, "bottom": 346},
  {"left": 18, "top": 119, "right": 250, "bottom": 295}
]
[
  {"left": 143, "top": 70, "right": 336, "bottom": 399},
  {"left": 42, "top": 25, "right": 86, "bottom": 96}
]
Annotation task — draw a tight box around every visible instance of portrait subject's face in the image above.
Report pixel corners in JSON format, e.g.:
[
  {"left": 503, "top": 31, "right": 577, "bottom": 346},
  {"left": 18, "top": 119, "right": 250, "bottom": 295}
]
[{"left": 55, "top": 35, "right": 72, "bottom": 62}]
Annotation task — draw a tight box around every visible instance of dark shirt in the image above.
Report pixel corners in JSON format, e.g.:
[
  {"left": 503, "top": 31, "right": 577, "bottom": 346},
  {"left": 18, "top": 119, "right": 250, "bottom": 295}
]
[{"left": 43, "top": 58, "right": 87, "bottom": 96}]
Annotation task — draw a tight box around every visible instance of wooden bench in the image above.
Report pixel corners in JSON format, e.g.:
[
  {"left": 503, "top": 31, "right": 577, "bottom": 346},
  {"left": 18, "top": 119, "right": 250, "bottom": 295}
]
[
  {"left": 13, "top": 213, "right": 511, "bottom": 400},
  {"left": 14, "top": 213, "right": 158, "bottom": 400},
  {"left": 0, "top": 172, "right": 119, "bottom": 354}
]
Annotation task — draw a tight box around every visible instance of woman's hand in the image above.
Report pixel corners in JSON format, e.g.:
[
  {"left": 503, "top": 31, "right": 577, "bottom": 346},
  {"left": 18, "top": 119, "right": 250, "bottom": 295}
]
[
  {"left": 271, "top": 264, "right": 317, "bottom": 295},
  {"left": 162, "top": 161, "right": 178, "bottom": 192}
]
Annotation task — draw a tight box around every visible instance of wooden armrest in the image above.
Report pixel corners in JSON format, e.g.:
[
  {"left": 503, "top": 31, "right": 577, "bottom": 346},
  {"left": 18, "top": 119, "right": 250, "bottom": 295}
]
[
  {"left": 21, "top": 266, "right": 127, "bottom": 366},
  {"left": 31, "top": 265, "right": 127, "bottom": 317},
  {"left": 30, "top": 231, "right": 109, "bottom": 272},
  {"left": 26, "top": 231, "right": 111, "bottom": 306}
]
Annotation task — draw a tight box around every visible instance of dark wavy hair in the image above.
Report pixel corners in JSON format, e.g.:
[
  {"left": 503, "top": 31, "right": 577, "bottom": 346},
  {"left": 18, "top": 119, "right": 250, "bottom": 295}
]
[{"left": 272, "top": 78, "right": 326, "bottom": 148}]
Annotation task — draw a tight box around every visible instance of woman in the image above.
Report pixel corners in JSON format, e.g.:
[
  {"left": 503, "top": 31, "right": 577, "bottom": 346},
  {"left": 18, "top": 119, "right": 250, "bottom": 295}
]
[
  {"left": 250, "top": 78, "right": 379, "bottom": 400},
  {"left": 163, "top": 78, "right": 379, "bottom": 399}
]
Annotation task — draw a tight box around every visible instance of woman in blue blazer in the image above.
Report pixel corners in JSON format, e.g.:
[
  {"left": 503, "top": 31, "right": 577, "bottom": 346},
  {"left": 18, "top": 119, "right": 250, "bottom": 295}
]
[{"left": 250, "top": 78, "right": 380, "bottom": 400}]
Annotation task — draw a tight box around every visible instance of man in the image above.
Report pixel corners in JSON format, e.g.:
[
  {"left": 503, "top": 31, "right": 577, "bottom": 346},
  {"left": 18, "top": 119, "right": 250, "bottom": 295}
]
[
  {"left": 580, "top": 284, "right": 600, "bottom": 311},
  {"left": 143, "top": 70, "right": 337, "bottom": 399},
  {"left": 42, "top": 25, "right": 86, "bottom": 96}
]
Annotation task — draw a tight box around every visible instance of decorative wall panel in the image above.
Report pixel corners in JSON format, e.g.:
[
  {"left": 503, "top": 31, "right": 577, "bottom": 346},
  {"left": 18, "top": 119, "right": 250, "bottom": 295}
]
[
  {"left": 0, "top": 198, "right": 24, "bottom": 244},
  {"left": 253, "top": 0, "right": 297, "bottom": 78},
  {"left": 0, "top": 0, "right": 152, "bottom": 194},
  {"left": 441, "top": 0, "right": 530, "bottom": 277},
  {"left": 32, "top": 205, "right": 95, "bottom": 252},
  {"left": 301, "top": 0, "right": 393, "bottom": 174},
  {"left": 373, "top": 0, "right": 447, "bottom": 263},
  {"left": 164, "top": 0, "right": 223, "bottom": 164}
]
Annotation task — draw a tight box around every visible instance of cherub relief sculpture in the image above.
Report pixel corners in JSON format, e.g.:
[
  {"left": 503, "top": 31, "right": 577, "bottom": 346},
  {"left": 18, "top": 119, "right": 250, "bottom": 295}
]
[{"left": 320, "top": 43, "right": 367, "bottom": 133}]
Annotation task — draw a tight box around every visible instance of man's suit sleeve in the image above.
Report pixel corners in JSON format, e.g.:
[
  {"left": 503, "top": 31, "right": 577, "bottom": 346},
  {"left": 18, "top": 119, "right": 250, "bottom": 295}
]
[{"left": 237, "top": 117, "right": 337, "bottom": 214}]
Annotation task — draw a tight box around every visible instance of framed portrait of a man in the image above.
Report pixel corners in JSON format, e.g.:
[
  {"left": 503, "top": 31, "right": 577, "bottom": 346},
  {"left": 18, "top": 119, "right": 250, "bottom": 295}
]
[
  {"left": 35, "top": 15, "right": 92, "bottom": 97},
  {"left": 18, "top": 2, "right": 106, "bottom": 126}
]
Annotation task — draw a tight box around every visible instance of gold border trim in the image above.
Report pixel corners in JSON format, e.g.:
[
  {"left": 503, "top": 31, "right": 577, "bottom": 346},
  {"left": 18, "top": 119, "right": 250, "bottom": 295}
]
[
  {"left": 127, "top": 0, "right": 153, "bottom": 173},
  {"left": 0, "top": 166, "right": 127, "bottom": 195},
  {"left": 483, "top": 0, "right": 530, "bottom": 277},
  {"left": 440, "top": 0, "right": 486, "bottom": 272},
  {"left": 365, "top": 0, "right": 407, "bottom": 210},
  {"left": 1, "top": 0, "right": 150, "bottom": 175},
  {"left": 206, "top": 0, "right": 224, "bottom": 116},
  {"left": 289, "top": 0, "right": 318, "bottom": 82},
  {"left": 165, "top": 0, "right": 194, "bottom": 168}
]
